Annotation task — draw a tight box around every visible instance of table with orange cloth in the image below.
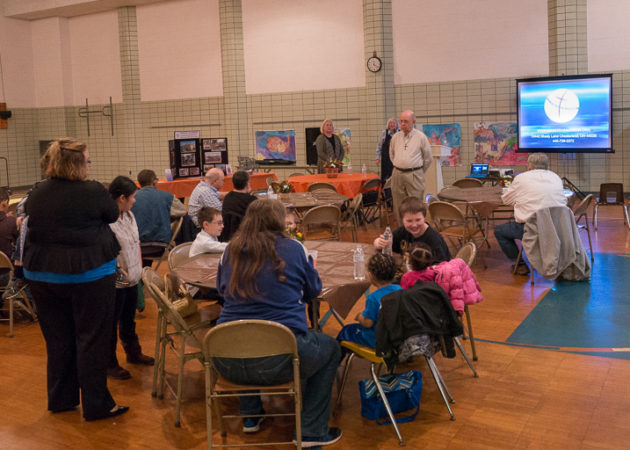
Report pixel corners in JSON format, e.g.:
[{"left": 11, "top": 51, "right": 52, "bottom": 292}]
[
  {"left": 287, "top": 173, "right": 378, "bottom": 198},
  {"left": 150, "top": 172, "right": 276, "bottom": 198}
]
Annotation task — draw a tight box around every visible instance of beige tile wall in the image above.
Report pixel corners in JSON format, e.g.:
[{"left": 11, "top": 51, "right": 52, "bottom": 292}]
[
  {"left": 395, "top": 72, "right": 630, "bottom": 190},
  {"left": 1, "top": 0, "right": 628, "bottom": 193}
]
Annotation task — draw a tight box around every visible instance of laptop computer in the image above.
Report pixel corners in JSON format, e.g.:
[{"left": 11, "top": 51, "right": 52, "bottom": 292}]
[{"left": 467, "top": 163, "right": 489, "bottom": 178}]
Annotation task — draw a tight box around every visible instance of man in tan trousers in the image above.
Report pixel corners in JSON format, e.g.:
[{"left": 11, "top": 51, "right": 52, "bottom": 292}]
[{"left": 389, "top": 110, "right": 433, "bottom": 223}]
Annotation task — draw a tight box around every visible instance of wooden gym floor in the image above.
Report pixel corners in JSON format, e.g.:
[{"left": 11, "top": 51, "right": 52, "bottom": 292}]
[{"left": 2, "top": 204, "right": 630, "bottom": 449}]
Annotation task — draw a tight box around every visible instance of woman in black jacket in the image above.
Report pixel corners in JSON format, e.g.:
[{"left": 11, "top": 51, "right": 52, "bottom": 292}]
[{"left": 24, "top": 138, "right": 128, "bottom": 421}]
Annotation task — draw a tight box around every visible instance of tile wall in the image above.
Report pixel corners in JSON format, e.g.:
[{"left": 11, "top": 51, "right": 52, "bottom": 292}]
[{"left": 0, "top": 0, "right": 629, "bottom": 194}]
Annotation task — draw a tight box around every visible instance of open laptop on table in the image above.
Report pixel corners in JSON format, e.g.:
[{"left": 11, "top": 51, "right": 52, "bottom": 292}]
[{"left": 466, "top": 163, "right": 489, "bottom": 179}]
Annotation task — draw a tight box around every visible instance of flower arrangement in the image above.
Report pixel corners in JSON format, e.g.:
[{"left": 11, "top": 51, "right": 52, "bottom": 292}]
[
  {"left": 324, "top": 159, "right": 343, "bottom": 178},
  {"left": 278, "top": 179, "right": 294, "bottom": 193},
  {"left": 498, "top": 176, "right": 514, "bottom": 187},
  {"left": 286, "top": 227, "right": 305, "bottom": 242},
  {"left": 324, "top": 159, "right": 343, "bottom": 170}
]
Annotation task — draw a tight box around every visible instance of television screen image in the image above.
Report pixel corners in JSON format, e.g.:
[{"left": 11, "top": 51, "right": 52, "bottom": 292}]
[
  {"left": 517, "top": 74, "right": 612, "bottom": 153},
  {"left": 179, "top": 139, "right": 197, "bottom": 153}
]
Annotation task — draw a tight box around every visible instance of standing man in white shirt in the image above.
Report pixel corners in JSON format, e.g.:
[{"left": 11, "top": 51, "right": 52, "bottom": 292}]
[
  {"left": 389, "top": 110, "right": 433, "bottom": 223},
  {"left": 494, "top": 153, "right": 566, "bottom": 275}
]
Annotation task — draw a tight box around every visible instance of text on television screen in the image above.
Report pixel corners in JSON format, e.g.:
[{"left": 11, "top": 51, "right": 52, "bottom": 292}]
[{"left": 517, "top": 75, "right": 612, "bottom": 152}]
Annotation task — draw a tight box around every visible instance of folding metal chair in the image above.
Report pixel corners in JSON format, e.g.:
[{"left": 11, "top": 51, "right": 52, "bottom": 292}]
[
  {"left": 202, "top": 320, "right": 302, "bottom": 449},
  {"left": 594, "top": 183, "right": 629, "bottom": 230}
]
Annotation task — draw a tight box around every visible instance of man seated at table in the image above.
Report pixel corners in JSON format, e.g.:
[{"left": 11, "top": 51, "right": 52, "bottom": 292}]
[
  {"left": 373, "top": 196, "right": 450, "bottom": 263},
  {"left": 494, "top": 153, "right": 566, "bottom": 275},
  {"left": 132, "top": 169, "right": 187, "bottom": 266},
  {"left": 219, "top": 170, "right": 257, "bottom": 241},
  {"left": 188, "top": 168, "right": 225, "bottom": 228}
]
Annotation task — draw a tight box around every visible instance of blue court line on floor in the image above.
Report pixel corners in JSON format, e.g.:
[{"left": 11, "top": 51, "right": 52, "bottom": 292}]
[
  {"left": 471, "top": 338, "right": 630, "bottom": 360},
  {"left": 502, "top": 253, "right": 630, "bottom": 354}
]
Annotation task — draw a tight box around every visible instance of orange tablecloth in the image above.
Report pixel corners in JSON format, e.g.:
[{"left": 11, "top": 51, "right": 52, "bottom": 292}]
[
  {"left": 152, "top": 172, "right": 276, "bottom": 198},
  {"left": 287, "top": 173, "right": 378, "bottom": 198}
]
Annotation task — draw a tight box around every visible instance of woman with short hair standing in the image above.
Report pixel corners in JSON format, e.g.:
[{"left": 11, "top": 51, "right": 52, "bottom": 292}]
[{"left": 24, "top": 138, "right": 128, "bottom": 421}]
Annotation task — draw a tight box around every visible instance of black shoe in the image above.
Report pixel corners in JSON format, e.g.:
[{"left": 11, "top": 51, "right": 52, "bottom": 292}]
[
  {"left": 107, "top": 365, "right": 131, "bottom": 380},
  {"left": 126, "top": 352, "right": 155, "bottom": 366},
  {"left": 85, "top": 405, "right": 129, "bottom": 421},
  {"left": 242, "top": 416, "right": 265, "bottom": 433},
  {"left": 511, "top": 263, "right": 530, "bottom": 276}
]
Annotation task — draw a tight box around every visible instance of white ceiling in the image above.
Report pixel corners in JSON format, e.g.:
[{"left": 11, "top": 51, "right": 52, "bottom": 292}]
[{"left": 2, "top": 0, "right": 181, "bottom": 20}]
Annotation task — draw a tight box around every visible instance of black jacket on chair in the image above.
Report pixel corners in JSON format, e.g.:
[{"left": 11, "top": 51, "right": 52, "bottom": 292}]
[{"left": 375, "top": 281, "right": 463, "bottom": 370}]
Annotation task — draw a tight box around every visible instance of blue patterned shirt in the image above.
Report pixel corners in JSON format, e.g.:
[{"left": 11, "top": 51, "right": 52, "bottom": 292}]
[{"left": 188, "top": 180, "right": 222, "bottom": 227}]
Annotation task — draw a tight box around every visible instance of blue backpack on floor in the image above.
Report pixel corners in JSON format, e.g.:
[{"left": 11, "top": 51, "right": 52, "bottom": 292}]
[{"left": 358, "top": 369, "right": 422, "bottom": 425}]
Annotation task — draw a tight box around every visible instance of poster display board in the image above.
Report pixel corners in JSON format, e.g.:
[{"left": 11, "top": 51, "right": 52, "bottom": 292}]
[{"left": 169, "top": 137, "right": 229, "bottom": 179}]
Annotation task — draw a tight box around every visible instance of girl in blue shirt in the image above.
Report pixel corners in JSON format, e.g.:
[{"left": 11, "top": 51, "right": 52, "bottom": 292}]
[{"left": 337, "top": 253, "right": 401, "bottom": 348}]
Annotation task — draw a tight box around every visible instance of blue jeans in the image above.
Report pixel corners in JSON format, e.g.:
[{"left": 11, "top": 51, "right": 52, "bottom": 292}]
[
  {"left": 213, "top": 330, "right": 341, "bottom": 438},
  {"left": 336, "top": 323, "right": 374, "bottom": 349},
  {"left": 494, "top": 221, "right": 525, "bottom": 260}
]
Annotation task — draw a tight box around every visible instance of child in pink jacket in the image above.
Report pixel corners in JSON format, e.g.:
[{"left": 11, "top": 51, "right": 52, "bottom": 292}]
[{"left": 400, "top": 243, "right": 482, "bottom": 315}]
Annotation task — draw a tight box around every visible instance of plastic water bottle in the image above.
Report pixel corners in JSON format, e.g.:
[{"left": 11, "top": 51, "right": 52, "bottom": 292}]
[
  {"left": 353, "top": 246, "right": 365, "bottom": 280},
  {"left": 362, "top": 163, "right": 367, "bottom": 178},
  {"left": 346, "top": 161, "right": 353, "bottom": 173},
  {"left": 383, "top": 226, "right": 393, "bottom": 256}
]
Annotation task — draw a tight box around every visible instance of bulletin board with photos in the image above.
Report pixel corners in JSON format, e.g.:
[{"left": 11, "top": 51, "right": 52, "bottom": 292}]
[
  {"left": 168, "top": 137, "right": 229, "bottom": 179},
  {"left": 169, "top": 139, "right": 200, "bottom": 179},
  {"left": 202, "top": 138, "right": 229, "bottom": 173}
]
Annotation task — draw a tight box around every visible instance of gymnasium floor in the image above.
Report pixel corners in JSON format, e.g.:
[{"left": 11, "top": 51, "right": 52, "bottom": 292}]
[{"left": 2, "top": 204, "right": 630, "bottom": 449}]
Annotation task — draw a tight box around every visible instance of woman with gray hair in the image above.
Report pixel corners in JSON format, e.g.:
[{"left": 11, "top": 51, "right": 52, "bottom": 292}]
[
  {"left": 315, "top": 119, "right": 344, "bottom": 173},
  {"left": 375, "top": 118, "right": 398, "bottom": 182}
]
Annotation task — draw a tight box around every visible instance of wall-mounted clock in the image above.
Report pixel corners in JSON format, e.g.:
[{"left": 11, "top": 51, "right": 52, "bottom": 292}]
[{"left": 367, "top": 55, "right": 382, "bottom": 73}]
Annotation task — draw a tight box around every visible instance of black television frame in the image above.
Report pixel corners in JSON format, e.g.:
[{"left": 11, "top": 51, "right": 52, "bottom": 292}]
[{"left": 516, "top": 73, "right": 614, "bottom": 154}]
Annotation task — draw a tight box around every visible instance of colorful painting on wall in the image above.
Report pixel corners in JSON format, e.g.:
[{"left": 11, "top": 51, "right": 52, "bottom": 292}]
[
  {"left": 422, "top": 123, "right": 462, "bottom": 167},
  {"left": 334, "top": 128, "right": 352, "bottom": 165},
  {"left": 255, "top": 130, "right": 296, "bottom": 162},
  {"left": 473, "top": 122, "right": 527, "bottom": 166}
]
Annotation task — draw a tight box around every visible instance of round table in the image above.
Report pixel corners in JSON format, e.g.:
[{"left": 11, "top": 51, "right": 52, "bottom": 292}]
[
  {"left": 287, "top": 173, "right": 378, "bottom": 198},
  {"left": 438, "top": 186, "right": 505, "bottom": 218}
]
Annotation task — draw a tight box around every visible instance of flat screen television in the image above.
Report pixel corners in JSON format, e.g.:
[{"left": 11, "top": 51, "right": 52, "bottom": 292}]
[{"left": 516, "top": 74, "right": 613, "bottom": 153}]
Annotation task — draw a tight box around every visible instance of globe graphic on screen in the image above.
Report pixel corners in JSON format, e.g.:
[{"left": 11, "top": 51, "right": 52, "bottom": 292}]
[{"left": 544, "top": 88, "right": 580, "bottom": 123}]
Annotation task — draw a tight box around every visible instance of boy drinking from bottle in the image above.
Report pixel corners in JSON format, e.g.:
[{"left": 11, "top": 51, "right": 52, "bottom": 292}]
[{"left": 373, "top": 196, "right": 450, "bottom": 263}]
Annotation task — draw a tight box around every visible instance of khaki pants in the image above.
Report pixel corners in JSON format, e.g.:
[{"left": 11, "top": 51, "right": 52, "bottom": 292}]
[{"left": 391, "top": 168, "right": 426, "bottom": 224}]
